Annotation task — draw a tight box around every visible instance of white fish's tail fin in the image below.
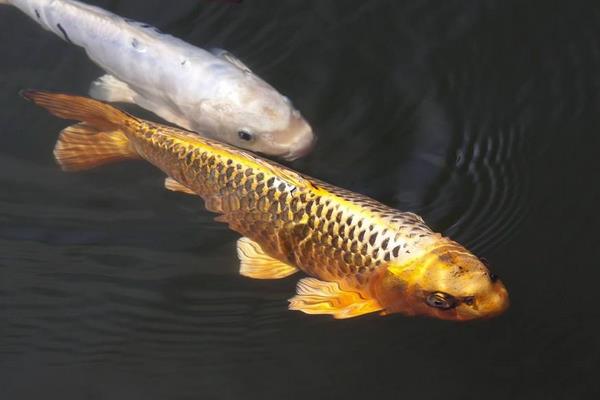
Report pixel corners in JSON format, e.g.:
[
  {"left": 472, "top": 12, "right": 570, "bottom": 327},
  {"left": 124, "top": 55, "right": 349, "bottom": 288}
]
[{"left": 21, "top": 90, "right": 141, "bottom": 171}]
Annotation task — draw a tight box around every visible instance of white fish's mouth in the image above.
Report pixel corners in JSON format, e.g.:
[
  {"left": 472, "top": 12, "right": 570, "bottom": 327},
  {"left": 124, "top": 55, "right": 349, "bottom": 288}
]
[
  {"left": 280, "top": 132, "right": 317, "bottom": 161},
  {"left": 281, "top": 146, "right": 312, "bottom": 161},
  {"left": 281, "top": 152, "right": 303, "bottom": 162}
]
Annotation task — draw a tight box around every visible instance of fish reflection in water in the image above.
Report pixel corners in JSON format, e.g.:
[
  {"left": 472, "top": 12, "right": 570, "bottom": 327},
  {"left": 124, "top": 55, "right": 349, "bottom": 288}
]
[{"left": 22, "top": 90, "right": 509, "bottom": 321}]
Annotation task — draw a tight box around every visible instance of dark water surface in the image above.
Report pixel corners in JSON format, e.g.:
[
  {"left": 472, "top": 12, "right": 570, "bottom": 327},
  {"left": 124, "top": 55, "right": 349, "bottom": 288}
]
[{"left": 1, "top": 1, "right": 599, "bottom": 398}]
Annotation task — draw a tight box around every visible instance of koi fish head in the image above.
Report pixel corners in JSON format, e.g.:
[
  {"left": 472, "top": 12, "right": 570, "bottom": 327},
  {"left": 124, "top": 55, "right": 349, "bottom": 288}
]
[
  {"left": 198, "top": 76, "right": 315, "bottom": 161},
  {"left": 371, "top": 242, "right": 509, "bottom": 321}
]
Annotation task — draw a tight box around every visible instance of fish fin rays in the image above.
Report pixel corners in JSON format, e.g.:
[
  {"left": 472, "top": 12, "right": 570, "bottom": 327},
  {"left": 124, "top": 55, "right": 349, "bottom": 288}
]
[
  {"left": 53, "top": 123, "right": 139, "bottom": 171},
  {"left": 21, "top": 90, "right": 139, "bottom": 171},
  {"left": 90, "top": 76, "right": 193, "bottom": 131},
  {"left": 90, "top": 74, "right": 137, "bottom": 103},
  {"left": 289, "top": 278, "right": 383, "bottom": 319},
  {"left": 213, "top": 214, "right": 228, "bottom": 223},
  {"left": 236, "top": 237, "right": 298, "bottom": 279},
  {"left": 21, "top": 90, "right": 132, "bottom": 130},
  {"left": 164, "top": 177, "right": 196, "bottom": 195}
]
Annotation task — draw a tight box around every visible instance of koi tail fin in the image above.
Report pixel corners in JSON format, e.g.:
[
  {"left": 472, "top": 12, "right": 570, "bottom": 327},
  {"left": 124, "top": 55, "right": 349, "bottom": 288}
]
[
  {"left": 21, "top": 90, "right": 140, "bottom": 171},
  {"left": 20, "top": 90, "right": 132, "bottom": 130},
  {"left": 52, "top": 122, "right": 140, "bottom": 171}
]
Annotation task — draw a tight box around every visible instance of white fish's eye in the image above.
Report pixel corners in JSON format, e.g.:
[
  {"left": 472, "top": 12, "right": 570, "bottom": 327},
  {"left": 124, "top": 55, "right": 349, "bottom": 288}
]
[
  {"left": 238, "top": 130, "right": 253, "bottom": 141},
  {"left": 282, "top": 96, "right": 292, "bottom": 105}
]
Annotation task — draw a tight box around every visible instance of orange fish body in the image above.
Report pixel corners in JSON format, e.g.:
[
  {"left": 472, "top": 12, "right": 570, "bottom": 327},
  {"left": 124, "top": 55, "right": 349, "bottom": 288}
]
[{"left": 23, "top": 90, "right": 509, "bottom": 320}]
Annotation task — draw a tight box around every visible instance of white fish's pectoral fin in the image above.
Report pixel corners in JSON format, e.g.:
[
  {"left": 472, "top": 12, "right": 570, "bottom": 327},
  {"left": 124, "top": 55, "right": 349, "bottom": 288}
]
[
  {"left": 288, "top": 278, "right": 383, "bottom": 319},
  {"left": 164, "top": 177, "right": 196, "bottom": 195},
  {"left": 210, "top": 48, "right": 252, "bottom": 73},
  {"left": 237, "top": 237, "right": 298, "bottom": 279},
  {"left": 89, "top": 75, "right": 137, "bottom": 103}
]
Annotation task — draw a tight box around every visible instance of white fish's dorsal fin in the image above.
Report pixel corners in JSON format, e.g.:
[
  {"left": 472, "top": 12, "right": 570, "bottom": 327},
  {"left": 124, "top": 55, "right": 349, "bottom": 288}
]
[
  {"left": 237, "top": 237, "right": 298, "bottom": 279},
  {"left": 210, "top": 48, "right": 252, "bottom": 73},
  {"left": 89, "top": 74, "right": 137, "bottom": 103},
  {"left": 123, "top": 18, "right": 163, "bottom": 35},
  {"left": 288, "top": 278, "right": 383, "bottom": 319}
]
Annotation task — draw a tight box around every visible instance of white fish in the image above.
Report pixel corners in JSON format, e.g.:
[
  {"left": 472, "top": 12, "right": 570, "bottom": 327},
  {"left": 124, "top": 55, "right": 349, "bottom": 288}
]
[{"left": 1, "top": 0, "right": 315, "bottom": 160}]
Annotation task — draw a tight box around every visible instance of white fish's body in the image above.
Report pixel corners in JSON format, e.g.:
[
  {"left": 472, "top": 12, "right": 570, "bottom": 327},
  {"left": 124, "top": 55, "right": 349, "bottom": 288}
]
[{"left": 3, "top": 0, "right": 315, "bottom": 159}]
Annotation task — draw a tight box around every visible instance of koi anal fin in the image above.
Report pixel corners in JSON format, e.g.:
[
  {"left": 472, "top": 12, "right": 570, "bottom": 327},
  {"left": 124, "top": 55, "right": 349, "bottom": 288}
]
[
  {"left": 164, "top": 177, "right": 196, "bottom": 195},
  {"left": 237, "top": 237, "right": 298, "bottom": 279},
  {"left": 289, "top": 278, "right": 382, "bottom": 319}
]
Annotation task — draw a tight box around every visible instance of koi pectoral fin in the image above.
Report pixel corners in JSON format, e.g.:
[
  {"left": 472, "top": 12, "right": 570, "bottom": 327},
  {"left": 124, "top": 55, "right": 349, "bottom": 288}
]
[
  {"left": 236, "top": 237, "right": 298, "bottom": 279},
  {"left": 288, "top": 278, "right": 382, "bottom": 319},
  {"left": 164, "top": 177, "right": 196, "bottom": 195}
]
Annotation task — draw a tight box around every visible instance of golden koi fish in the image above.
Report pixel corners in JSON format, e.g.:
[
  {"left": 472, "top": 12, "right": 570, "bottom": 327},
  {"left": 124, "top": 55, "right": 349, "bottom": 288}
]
[{"left": 22, "top": 90, "right": 509, "bottom": 320}]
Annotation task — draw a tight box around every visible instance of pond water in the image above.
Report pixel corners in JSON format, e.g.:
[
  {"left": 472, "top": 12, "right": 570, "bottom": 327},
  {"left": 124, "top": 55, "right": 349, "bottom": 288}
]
[{"left": 1, "top": 0, "right": 599, "bottom": 398}]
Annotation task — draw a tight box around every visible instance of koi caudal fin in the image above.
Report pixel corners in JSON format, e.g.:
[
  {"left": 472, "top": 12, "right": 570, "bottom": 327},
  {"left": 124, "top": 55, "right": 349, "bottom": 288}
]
[{"left": 21, "top": 90, "right": 140, "bottom": 171}]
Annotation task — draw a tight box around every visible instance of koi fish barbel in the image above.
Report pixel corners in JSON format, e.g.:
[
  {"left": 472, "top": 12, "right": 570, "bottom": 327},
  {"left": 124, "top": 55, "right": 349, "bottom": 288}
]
[{"left": 22, "top": 90, "right": 509, "bottom": 320}]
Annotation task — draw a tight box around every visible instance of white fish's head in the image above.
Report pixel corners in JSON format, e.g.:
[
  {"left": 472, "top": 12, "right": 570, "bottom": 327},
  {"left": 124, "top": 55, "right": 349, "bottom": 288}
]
[
  {"left": 371, "top": 241, "right": 509, "bottom": 321},
  {"left": 198, "top": 79, "right": 315, "bottom": 160}
]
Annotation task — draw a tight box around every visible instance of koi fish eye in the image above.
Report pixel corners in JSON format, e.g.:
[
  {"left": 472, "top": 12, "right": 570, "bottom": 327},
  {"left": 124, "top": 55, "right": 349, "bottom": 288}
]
[
  {"left": 238, "top": 130, "right": 253, "bottom": 141},
  {"left": 426, "top": 292, "right": 457, "bottom": 310}
]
